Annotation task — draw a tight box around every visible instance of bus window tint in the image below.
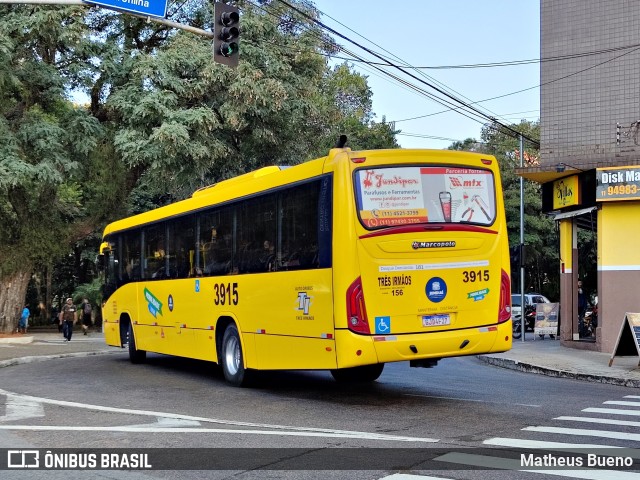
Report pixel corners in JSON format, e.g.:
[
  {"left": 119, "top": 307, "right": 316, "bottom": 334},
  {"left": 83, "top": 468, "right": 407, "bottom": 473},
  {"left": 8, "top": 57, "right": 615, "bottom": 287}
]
[
  {"left": 103, "top": 235, "right": 118, "bottom": 297},
  {"left": 122, "top": 231, "right": 141, "bottom": 282},
  {"left": 199, "top": 207, "right": 234, "bottom": 276},
  {"left": 237, "top": 194, "right": 277, "bottom": 273},
  {"left": 354, "top": 166, "right": 496, "bottom": 228},
  {"left": 143, "top": 223, "right": 166, "bottom": 280},
  {"left": 167, "top": 216, "right": 196, "bottom": 279},
  {"left": 280, "top": 182, "right": 320, "bottom": 270}
]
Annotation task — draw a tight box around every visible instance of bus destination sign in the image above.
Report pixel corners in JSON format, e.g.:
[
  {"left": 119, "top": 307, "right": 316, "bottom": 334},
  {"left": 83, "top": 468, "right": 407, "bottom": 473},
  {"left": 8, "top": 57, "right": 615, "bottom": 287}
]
[
  {"left": 82, "top": 0, "right": 168, "bottom": 18},
  {"left": 596, "top": 165, "right": 640, "bottom": 202}
]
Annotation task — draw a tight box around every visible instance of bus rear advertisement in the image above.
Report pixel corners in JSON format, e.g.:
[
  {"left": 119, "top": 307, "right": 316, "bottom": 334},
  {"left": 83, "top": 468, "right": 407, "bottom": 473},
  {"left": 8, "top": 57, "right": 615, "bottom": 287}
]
[{"left": 99, "top": 146, "right": 512, "bottom": 386}]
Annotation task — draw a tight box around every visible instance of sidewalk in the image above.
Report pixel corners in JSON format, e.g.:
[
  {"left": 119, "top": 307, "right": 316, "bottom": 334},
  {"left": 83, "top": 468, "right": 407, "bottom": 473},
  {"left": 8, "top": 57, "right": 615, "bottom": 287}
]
[
  {"left": 0, "top": 329, "right": 118, "bottom": 368},
  {"left": 479, "top": 333, "right": 640, "bottom": 388},
  {"left": 1, "top": 330, "right": 639, "bottom": 387}
]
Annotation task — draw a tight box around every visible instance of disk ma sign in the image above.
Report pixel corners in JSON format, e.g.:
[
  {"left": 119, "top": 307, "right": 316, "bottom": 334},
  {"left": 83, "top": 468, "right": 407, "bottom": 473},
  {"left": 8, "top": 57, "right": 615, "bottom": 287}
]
[{"left": 83, "top": 0, "right": 167, "bottom": 18}]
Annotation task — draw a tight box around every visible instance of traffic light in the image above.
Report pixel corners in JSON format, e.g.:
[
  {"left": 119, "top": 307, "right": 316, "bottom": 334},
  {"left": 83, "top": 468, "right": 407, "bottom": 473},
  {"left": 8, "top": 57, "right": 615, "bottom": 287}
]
[{"left": 213, "top": 2, "right": 240, "bottom": 67}]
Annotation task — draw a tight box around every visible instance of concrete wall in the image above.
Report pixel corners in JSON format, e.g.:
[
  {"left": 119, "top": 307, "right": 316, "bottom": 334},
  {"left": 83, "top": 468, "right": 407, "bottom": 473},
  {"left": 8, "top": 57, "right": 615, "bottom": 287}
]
[
  {"left": 598, "top": 201, "right": 640, "bottom": 352},
  {"left": 541, "top": 0, "right": 640, "bottom": 167}
]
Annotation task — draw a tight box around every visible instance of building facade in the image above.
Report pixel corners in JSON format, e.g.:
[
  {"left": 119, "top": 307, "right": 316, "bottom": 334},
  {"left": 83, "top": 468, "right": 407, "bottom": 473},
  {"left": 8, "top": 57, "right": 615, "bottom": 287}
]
[{"left": 519, "top": 1, "right": 640, "bottom": 352}]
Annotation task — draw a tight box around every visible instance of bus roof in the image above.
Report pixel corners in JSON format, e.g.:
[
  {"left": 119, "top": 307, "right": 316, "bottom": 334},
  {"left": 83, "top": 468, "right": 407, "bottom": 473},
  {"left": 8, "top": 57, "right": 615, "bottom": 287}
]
[{"left": 101, "top": 147, "right": 497, "bottom": 238}]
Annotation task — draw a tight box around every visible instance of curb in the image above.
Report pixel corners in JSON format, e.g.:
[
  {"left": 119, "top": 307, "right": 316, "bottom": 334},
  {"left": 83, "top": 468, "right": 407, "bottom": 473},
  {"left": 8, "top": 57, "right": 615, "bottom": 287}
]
[
  {"left": 0, "top": 350, "right": 122, "bottom": 369},
  {"left": 479, "top": 355, "right": 640, "bottom": 388}
]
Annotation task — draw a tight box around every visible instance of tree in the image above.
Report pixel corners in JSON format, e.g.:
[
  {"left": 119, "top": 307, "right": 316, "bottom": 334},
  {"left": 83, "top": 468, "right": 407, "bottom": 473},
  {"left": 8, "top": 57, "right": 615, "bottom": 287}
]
[
  {"left": 0, "top": 5, "right": 106, "bottom": 332},
  {"left": 0, "top": 1, "right": 400, "bottom": 332},
  {"left": 449, "top": 121, "right": 559, "bottom": 300}
]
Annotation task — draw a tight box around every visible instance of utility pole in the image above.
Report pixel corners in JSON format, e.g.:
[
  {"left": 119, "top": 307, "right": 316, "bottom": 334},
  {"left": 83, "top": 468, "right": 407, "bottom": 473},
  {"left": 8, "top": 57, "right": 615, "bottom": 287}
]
[{"left": 519, "top": 134, "right": 525, "bottom": 343}]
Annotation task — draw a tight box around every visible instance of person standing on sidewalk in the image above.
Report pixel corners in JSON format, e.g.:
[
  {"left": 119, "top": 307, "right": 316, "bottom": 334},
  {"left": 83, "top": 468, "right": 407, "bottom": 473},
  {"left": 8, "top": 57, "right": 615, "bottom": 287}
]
[
  {"left": 61, "top": 297, "right": 77, "bottom": 342},
  {"left": 81, "top": 298, "right": 92, "bottom": 335},
  {"left": 18, "top": 305, "right": 29, "bottom": 334}
]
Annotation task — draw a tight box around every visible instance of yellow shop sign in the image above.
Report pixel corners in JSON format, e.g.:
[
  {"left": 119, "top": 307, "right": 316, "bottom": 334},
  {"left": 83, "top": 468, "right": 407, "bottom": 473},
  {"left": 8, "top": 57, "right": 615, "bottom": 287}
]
[{"left": 553, "top": 175, "right": 580, "bottom": 209}]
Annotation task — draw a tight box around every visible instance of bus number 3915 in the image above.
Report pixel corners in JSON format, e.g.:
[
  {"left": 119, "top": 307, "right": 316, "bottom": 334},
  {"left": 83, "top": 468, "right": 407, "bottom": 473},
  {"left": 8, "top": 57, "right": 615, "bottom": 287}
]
[
  {"left": 214, "top": 282, "right": 239, "bottom": 305},
  {"left": 462, "top": 270, "right": 489, "bottom": 283}
]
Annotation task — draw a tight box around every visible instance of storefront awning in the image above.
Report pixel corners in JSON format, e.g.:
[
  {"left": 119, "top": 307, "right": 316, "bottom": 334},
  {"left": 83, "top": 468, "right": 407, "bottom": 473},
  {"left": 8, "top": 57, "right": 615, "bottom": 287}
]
[
  {"left": 551, "top": 206, "right": 597, "bottom": 221},
  {"left": 516, "top": 166, "right": 584, "bottom": 184}
]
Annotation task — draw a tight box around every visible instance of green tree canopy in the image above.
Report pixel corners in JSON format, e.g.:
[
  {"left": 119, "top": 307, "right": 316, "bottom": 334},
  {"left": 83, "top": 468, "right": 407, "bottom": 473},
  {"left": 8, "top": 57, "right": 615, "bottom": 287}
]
[{"left": 0, "top": 1, "right": 399, "bottom": 331}]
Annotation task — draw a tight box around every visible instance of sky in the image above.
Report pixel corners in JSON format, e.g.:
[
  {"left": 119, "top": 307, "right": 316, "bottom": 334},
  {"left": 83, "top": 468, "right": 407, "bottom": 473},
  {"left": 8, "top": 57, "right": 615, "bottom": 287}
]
[{"left": 312, "top": 0, "right": 540, "bottom": 149}]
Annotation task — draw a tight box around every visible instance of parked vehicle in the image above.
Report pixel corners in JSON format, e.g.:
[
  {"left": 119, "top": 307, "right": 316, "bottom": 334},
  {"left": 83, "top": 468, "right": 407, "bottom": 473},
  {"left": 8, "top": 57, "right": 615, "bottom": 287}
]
[{"left": 511, "top": 293, "right": 552, "bottom": 339}]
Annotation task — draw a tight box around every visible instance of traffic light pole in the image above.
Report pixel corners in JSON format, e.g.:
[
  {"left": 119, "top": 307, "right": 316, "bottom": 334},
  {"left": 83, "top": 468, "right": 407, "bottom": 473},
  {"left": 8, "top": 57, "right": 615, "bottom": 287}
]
[
  {"left": 0, "top": 0, "right": 215, "bottom": 39},
  {"left": 519, "top": 134, "right": 526, "bottom": 343}
]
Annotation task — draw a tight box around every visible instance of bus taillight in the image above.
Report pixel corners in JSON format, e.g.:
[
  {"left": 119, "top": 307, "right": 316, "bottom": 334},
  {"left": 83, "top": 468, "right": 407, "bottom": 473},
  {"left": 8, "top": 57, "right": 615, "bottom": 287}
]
[
  {"left": 346, "top": 277, "right": 371, "bottom": 334},
  {"left": 498, "top": 269, "right": 511, "bottom": 323}
]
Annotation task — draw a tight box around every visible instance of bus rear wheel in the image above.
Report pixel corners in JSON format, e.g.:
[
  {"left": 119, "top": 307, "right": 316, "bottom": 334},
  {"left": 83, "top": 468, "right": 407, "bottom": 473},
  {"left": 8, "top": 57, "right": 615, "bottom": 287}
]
[
  {"left": 330, "top": 363, "right": 385, "bottom": 383},
  {"left": 221, "top": 324, "right": 251, "bottom": 387},
  {"left": 128, "top": 323, "right": 146, "bottom": 364}
]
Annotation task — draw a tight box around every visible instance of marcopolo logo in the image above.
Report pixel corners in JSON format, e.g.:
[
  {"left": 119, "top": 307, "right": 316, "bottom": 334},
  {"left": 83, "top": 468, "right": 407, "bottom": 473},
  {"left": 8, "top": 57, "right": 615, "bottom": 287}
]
[{"left": 426, "top": 277, "right": 447, "bottom": 303}]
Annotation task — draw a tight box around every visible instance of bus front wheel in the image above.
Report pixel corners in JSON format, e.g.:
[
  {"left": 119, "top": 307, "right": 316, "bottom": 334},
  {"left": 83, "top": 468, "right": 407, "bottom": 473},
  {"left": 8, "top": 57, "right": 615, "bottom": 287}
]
[
  {"left": 221, "top": 324, "right": 251, "bottom": 387},
  {"left": 330, "top": 363, "right": 385, "bottom": 383},
  {"left": 128, "top": 323, "right": 146, "bottom": 364}
]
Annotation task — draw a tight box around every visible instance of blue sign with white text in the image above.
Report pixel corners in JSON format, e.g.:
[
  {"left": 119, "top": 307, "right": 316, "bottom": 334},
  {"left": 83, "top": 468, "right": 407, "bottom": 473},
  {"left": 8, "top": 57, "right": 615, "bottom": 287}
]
[
  {"left": 83, "top": 0, "right": 167, "bottom": 19},
  {"left": 426, "top": 277, "right": 447, "bottom": 303}
]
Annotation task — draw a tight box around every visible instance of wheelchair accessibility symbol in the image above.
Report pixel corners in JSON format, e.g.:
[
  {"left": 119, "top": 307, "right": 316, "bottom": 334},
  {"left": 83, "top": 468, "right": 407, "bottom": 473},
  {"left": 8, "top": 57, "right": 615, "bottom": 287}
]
[{"left": 375, "top": 316, "right": 391, "bottom": 334}]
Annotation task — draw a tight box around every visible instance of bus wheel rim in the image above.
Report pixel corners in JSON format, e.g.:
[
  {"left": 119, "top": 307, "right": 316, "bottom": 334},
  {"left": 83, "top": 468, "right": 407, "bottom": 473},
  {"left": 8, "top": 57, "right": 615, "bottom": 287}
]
[{"left": 225, "top": 336, "right": 240, "bottom": 375}]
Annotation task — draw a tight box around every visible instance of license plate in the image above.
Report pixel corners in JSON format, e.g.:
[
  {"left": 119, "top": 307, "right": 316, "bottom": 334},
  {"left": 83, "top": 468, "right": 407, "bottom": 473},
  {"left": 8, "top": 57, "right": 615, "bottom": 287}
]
[{"left": 422, "top": 314, "right": 450, "bottom": 327}]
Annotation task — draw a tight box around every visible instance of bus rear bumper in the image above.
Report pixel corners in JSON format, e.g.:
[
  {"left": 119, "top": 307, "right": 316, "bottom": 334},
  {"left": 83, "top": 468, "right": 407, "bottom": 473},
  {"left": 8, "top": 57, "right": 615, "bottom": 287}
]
[
  {"left": 372, "top": 321, "right": 512, "bottom": 363},
  {"left": 336, "top": 321, "right": 512, "bottom": 367}
]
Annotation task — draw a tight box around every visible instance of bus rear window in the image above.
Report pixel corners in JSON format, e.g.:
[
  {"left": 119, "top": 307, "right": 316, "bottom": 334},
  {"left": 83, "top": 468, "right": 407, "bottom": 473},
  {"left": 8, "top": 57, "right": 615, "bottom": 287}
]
[{"left": 354, "top": 166, "right": 496, "bottom": 229}]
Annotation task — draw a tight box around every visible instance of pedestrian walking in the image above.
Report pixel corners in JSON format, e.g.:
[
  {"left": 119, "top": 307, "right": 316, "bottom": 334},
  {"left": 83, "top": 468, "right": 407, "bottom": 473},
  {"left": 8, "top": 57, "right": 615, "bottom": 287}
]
[
  {"left": 61, "top": 297, "right": 77, "bottom": 342},
  {"left": 18, "top": 305, "right": 29, "bottom": 334},
  {"left": 81, "top": 298, "right": 92, "bottom": 335}
]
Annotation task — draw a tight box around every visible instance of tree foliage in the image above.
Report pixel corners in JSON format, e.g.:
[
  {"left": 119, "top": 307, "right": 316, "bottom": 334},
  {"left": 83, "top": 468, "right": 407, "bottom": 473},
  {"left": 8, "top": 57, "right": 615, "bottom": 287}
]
[
  {"left": 0, "top": 1, "right": 399, "bottom": 331},
  {"left": 449, "top": 121, "right": 558, "bottom": 300}
]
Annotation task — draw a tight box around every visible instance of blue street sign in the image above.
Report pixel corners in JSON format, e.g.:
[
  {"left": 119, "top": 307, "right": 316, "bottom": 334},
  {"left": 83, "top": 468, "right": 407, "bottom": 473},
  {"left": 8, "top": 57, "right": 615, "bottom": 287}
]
[{"left": 83, "top": 0, "right": 168, "bottom": 18}]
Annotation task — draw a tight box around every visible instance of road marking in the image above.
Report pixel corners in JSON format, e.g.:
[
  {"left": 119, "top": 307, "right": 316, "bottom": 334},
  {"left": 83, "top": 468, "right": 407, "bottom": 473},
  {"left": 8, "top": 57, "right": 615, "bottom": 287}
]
[
  {"left": 583, "top": 408, "right": 640, "bottom": 417},
  {"left": 556, "top": 416, "right": 640, "bottom": 428},
  {"left": 127, "top": 417, "right": 202, "bottom": 428},
  {"left": 0, "top": 394, "right": 44, "bottom": 422},
  {"left": 403, "top": 393, "right": 540, "bottom": 407},
  {"left": 435, "top": 453, "right": 639, "bottom": 479},
  {"left": 625, "top": 396, "right": 640, "bottom": 399},
  {"left": 0, "top": 389, "right": 437, "bottom": 443},
  {"left": 484, "top": 437, "right": 624, "bottom": 451},
  {"left": 603, "top": 401, "right": 640, "bottom": 407},
  {"left": 523, "top": 426, "right": 640, "bottom": 442},
  {"left": 379, "top": 475, "right": 450, "bottom": 480},
  {"left": 0, "top": 424, "right": 431, "bottom": 440}
]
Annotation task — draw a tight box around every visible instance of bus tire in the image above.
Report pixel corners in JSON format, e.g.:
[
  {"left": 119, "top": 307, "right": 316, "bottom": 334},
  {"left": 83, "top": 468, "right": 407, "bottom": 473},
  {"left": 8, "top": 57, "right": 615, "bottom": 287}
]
[
  {"left": 128, "top": 323, "right": 146, "bottom": 364},
  {"left": 221, "top": 323, "right": 251, "bottom": 387},
  {"left": 330, "top": 363, "right": 385, "bottom": 383}
]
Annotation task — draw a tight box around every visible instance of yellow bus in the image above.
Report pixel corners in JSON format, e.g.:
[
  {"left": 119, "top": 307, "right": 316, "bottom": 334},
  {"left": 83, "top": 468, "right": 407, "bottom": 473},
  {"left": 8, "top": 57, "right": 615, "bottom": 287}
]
[{"left": 99, "top": 145, "right": 512, "bottom": 386}]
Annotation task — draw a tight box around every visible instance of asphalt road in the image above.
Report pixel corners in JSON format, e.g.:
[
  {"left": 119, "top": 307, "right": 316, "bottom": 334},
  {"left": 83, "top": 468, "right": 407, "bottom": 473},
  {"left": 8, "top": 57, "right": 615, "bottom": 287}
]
[{"left": 1, "top": 351, "right": 639, "bottom": 480}]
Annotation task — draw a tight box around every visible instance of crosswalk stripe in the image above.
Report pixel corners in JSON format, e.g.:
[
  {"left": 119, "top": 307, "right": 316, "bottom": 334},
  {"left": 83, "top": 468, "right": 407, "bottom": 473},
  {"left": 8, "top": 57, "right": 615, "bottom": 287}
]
[
  {"left": 583, "top": 408, "right": 640, "bottom": 417},
  {"left": 603, "top": 401, "right": 640, "bottom": 407},
  {"left": 556, "top": 416, "right": 640, "bottom": 428},
  {"left": 378, "top": 475, "right": 450, "bottom": 480},
  {"left": 434, "top": 453, "right": 639, "bottom": 479},
  {"left": 484, "top": 437, "right": 624, "bottom": 451},
  {"left": 523, "top": 426, "right": 640, "bottom": 442},
  {"left": 624, "top": 396, "right": 640, "bottom": 400}
]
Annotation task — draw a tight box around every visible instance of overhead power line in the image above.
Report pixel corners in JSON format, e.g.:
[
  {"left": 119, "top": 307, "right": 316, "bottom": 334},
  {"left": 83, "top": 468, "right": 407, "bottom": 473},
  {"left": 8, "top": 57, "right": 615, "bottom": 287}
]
[
  {"left": 329, "top": 41, "right": 640, "bottom": 69},
  {"left": 274, "top": 0, "right": 540, "bottom": 147}
]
